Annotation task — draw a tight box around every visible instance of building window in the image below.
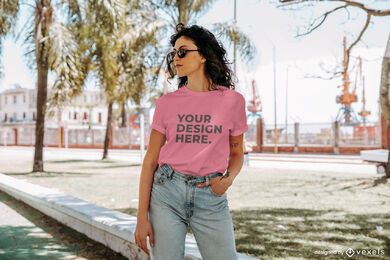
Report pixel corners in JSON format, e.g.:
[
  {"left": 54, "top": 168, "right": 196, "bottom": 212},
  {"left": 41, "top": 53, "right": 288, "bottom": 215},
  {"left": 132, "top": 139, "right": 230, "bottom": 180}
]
[
  {"left": 4, "top": 113, "right": 7, "bottom": 122},
  {"left": 83, "top": 112, "right": 88, "bottom": 120},
  {"left": 23, "top": 112, "right": 26, "bottom": 119},
  {"left": 74, "top": 112, "right": 77, "bottom": 120},
  {"left": 33, "top": 112, "right": 36, "bottom": 121},
  {"left": 98, "top": 112, "right": 102, "bottom": 124},
  {"left": 13, "top": 96, "right": 17, "bottom": 104},
  {"left": 23, "top": 95, "right": 26, "bottom": 103}
]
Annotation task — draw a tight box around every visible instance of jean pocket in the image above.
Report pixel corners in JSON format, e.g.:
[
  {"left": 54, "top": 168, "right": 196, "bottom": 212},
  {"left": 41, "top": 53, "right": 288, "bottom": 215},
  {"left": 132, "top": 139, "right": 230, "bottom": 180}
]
[{"left": 153, "top": 169, "right": 166, "bottom": 185}]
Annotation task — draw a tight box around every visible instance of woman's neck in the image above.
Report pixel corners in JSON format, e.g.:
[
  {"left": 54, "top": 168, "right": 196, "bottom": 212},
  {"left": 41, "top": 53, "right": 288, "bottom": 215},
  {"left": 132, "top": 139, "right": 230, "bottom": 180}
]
[{"left": 186, "top": 70, "right": 212, "bottom": 92}]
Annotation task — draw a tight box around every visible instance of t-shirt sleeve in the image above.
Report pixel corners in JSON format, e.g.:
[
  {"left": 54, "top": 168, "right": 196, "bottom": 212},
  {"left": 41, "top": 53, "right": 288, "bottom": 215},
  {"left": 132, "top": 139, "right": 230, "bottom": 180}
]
[
  {"left": 229, "top": 94, "right": 248, "bottom": 136},
  {"left": 151, "top": 98, "right": 166, "bottom": 135}
]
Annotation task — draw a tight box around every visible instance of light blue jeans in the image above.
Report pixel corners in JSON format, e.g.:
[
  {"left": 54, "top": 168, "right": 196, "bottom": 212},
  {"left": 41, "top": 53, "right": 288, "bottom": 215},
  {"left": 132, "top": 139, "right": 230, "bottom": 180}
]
[{"left": 149, "top": 163, "right": 238, "bottom": 260}]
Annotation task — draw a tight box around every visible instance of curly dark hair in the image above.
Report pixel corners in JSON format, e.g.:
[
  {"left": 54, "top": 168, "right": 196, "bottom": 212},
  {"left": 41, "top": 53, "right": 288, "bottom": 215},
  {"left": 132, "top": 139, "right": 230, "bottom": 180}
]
[{"left": 166, "top": 23, "right": 235, "bottom": 91}]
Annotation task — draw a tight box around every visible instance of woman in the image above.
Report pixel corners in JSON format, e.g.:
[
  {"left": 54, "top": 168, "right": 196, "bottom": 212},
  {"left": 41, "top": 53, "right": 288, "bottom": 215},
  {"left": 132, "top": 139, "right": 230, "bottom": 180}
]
[{"left": 134, "top": 23, "right": 248, "bottom": 260}]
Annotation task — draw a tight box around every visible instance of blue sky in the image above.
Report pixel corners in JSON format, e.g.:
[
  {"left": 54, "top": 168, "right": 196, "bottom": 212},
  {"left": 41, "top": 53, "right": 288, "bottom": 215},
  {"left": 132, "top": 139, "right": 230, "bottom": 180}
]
[{"left": 1, "top": 0, "right": 389, "bottom": 124}]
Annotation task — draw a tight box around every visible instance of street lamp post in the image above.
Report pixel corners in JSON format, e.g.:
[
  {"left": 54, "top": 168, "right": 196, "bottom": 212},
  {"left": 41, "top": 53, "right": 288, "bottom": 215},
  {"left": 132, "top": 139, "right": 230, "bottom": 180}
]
[
  {"left": 273, "top": 45, "right": 278, "bottom": 153},
  {"left": 233, "top": 0, "right": 237, "bottom": 75},
  {"left": 285, "top": 66, "right": 290, "bottom": 144}
]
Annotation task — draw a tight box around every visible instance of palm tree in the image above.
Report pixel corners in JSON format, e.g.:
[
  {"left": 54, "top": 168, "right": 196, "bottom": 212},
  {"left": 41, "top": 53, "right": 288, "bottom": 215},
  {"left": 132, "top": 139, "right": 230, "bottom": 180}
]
[
  {"left": 45, "top": 0, "right": 161, "bottom": 159},
  {"left": 76, "top": 0, "right": 161, "bottom": 159},
  {"left": 104, "top": 4, "right": 161, "bottom": 159},
  {"left": 0, "top": 0, "right": 87, "bottom": 172}
]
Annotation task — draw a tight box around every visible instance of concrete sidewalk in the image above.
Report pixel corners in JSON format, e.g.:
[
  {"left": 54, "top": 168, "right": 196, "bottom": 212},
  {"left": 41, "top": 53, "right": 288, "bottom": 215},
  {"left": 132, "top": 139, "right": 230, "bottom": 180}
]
[
  {"left": 0, "top": 190, "right": 126, "bottom": 260},
  {"left": 0, "top": 145, "right": 365, "bottom": 160}
]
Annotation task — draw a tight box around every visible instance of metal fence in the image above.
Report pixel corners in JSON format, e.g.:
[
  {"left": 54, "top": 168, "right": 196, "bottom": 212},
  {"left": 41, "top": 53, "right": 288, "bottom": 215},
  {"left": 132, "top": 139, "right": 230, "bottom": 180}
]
[
  {"left": 0, "top": 120, "right": 381, "bottom": 148},
  {"left": 0, "top": 124, "right": 152, "bottom": 148},
  {"left": 261, "top": 121, "right": 380, "bottom": 147},
  {"left": 245, "top": 122, "right": 258, "bottom": 145},
  {"left": 339, "top": 124, "right": 380, "bottom": 146}
]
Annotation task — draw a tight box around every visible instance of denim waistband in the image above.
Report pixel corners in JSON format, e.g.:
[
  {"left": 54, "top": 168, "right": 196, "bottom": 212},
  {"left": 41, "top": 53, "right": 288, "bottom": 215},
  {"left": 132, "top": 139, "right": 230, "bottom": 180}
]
[{"left": 158, "top": 163, "right": 223, "bottom": 186}]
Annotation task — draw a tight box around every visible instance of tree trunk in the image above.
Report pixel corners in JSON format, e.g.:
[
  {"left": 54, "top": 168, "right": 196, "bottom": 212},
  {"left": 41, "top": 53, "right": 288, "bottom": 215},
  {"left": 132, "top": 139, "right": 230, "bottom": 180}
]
[
  {"left": 386, "top": 149, "right": 390, "bottom": 178},
  {"left": 379, "top": 35, "right": 390, "bottom": 177},
  {"left": 102, "top": 101, "right": 113, "bottom": 159},
  {"left": 33, "top": 56, "right": 49, "bottom": 172},
  {"left": 32, "top": 0, "right": 51, "bottom": 172},
  {"left": 121, "top": 103, "right": 127, "bottom": 128},
  {"left": 379, "top": 44, "right": 390, "bottom": 129}
]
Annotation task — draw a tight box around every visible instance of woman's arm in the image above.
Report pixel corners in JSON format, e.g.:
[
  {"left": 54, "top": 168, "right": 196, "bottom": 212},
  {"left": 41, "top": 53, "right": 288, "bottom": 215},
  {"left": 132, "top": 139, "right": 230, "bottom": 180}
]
[
  {"left": 137, "top": 129, "right": 166, "bottom": 219},
  {"left": 224, "top": 133, "right": 245, "bottom": 182},
  {"left": 135, "top": 129, "right": 166, "bottom": 255}
]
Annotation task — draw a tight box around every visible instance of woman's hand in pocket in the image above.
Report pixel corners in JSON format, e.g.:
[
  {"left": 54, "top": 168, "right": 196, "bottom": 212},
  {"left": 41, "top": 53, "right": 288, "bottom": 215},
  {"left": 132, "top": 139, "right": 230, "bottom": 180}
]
[{"left": 197, "top": 174, "right": 233, "bottom": 196}]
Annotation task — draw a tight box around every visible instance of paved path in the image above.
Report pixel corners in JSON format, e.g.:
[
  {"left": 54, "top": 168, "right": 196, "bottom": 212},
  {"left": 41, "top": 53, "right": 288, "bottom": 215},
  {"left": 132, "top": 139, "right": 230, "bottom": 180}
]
[
  {"left": 0, "top": 190, "right": 126, "bottom": 260},
  {"left": 0, "top": 146, "right": 377, "bottom": 173}
]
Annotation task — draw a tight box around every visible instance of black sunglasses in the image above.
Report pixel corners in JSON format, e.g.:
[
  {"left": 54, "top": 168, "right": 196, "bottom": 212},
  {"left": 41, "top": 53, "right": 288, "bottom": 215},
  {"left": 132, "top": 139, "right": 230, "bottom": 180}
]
[{"left": 167, "top": 49, "right": 199, "bottom": 61}]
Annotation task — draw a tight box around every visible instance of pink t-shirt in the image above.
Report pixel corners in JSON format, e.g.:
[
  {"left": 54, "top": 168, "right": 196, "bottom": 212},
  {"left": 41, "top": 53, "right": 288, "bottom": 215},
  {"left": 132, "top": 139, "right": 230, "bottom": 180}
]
[{"left": 150, "top": 85, "right": 248, "bottom": 176}]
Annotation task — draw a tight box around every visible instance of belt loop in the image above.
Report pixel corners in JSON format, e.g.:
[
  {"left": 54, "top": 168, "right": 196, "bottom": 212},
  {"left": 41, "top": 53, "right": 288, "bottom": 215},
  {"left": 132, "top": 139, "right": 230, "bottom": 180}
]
[
  {"left": 164, "top": 163, "right": 174, "bottom": 179},
  {"left": 205, "top": 176, "right": 210, "bottom": 186}
]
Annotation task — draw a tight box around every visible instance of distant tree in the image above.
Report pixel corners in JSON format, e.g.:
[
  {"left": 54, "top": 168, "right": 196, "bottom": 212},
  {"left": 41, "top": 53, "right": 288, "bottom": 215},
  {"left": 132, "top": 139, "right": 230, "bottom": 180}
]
[
  {"left": 72, "top": 1, "right": 160, "bottom": 159},
  {"left": 278, "top": 0, "right": 390, "bottom": 75}
]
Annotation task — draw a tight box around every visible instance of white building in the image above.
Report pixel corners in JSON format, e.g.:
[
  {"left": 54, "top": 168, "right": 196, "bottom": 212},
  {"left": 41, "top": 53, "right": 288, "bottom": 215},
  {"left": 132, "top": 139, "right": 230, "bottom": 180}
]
[
  {"left": 0, "top": 84, "right": 36, "bottom": 123},
  {"left": 0, "top": 84, "right": 107, "bottom": 127},
  {"left": 50, "top": 90, "right": 107, "bottom": 128}
]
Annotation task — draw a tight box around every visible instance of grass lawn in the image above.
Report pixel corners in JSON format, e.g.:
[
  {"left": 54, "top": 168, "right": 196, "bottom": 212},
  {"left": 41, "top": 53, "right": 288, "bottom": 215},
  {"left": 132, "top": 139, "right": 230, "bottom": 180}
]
[{"left": 119, "top": 207, "right": 389, "bottom": 259}]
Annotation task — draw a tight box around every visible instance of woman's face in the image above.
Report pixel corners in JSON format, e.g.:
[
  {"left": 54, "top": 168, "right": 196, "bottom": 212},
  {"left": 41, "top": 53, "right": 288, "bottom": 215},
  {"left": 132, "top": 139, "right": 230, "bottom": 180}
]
[{"left": 173, "top": 36, "right": 205, "bottom": 78}]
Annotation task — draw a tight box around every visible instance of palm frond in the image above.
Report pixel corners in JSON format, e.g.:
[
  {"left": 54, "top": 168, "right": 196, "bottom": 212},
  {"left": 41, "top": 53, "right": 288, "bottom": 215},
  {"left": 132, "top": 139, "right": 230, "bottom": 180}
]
[
  {"left": 212, "top": 22, "right": 256, "bottom": 63},
  {"left": 0, "top": 0, "right": 20, "bottom": 36},
  {"left": 47, "top": 21, "right": 88, "bottom": 108},
  {"left": 191, "top": 0, "right": 218, "bottom": 20}
]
